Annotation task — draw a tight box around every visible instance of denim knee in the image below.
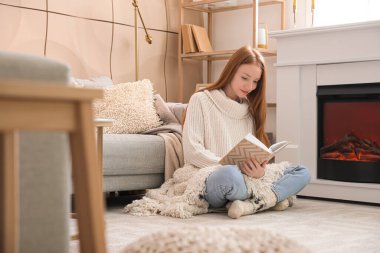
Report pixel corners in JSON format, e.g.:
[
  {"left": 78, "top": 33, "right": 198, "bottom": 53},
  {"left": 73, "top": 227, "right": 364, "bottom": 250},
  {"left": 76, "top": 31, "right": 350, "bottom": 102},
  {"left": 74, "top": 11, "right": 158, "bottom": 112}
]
[
  {"left": 272, "top": 165, "right": 311, "bottom": 202},
  {"left": 283, "top": 165, "right": 311, "bottom": 186},
  {"left": 296, "top": 165, "right": 311, "bottom": 186},
  {"left": 213, "top": 165, "right": 245, "bottom": 185},
  {"left": 204, "top": 165, "right": 248, "bottom": 208}
]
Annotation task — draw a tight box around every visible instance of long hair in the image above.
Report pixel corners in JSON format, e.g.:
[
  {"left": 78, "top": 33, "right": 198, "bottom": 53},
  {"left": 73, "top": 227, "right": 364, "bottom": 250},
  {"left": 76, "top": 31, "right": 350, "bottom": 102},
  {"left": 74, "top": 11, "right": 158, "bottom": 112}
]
[{"left": 203, "top": 45, "right": 270, "bottom": 146}]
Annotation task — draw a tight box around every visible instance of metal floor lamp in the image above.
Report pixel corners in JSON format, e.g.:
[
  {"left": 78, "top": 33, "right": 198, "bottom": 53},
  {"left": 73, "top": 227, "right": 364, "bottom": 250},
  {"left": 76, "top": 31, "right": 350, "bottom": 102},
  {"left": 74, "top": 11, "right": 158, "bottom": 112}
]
[{"left": 132, "top": 0, "right": 152, "bottom": 81}]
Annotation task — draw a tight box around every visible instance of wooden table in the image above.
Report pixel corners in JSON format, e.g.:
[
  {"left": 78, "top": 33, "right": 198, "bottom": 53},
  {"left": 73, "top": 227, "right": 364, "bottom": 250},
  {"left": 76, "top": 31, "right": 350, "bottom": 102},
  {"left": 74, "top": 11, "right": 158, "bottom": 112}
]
[{"left": 0, "top": 81, "right": 107, "bottom": 253}]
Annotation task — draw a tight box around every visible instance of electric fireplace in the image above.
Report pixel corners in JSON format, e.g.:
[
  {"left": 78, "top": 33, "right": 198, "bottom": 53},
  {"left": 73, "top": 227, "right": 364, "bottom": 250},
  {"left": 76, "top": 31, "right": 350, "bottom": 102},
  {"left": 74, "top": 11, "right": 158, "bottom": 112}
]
[{"left": 317, "top": 83, "right": 380, "bottom": 183}]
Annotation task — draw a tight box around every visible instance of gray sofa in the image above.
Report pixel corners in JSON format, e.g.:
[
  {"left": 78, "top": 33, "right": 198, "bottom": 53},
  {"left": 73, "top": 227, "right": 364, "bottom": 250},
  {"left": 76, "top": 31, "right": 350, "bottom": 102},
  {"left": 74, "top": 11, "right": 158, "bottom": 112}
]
[{"left": 102, "top": 103, "right": 186, "bottom": 192}]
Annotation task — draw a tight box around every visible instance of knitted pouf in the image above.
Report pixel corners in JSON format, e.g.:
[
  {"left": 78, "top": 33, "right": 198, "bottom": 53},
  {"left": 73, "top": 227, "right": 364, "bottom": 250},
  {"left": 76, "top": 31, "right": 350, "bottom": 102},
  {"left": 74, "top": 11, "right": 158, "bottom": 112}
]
[{"left": 122, "top": 226, "right": 311, "bottom": 253}]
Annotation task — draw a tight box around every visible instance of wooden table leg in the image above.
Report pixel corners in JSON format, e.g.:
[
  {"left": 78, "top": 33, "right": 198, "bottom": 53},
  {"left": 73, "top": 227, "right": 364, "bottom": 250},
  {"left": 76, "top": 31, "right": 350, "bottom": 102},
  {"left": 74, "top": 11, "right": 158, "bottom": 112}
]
[
  {"left": 69, "top": 102, "right": 107, "bottom": 253},
  {"left": 97, "top": 126, "right": 104, "bottom": 191},
  {"left": 71, "top": 123, "right": 107, "bottom": 243},
  {"left": 0, "top": 131, "right": 19, "bottom": 253}
]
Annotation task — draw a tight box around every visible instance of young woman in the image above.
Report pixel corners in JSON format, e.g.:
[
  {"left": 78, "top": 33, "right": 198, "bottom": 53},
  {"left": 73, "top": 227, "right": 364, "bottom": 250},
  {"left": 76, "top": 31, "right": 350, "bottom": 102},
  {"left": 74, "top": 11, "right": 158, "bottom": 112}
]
[{"left": 182, "top": 45, "right": 310, "bottom": 218}]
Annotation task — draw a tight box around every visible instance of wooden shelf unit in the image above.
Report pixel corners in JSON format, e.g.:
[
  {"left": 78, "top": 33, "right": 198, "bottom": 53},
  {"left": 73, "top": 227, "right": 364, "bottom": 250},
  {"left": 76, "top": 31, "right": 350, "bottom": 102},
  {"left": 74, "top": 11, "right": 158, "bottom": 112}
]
[
  {"left": 181, "top": 48, "right": 277, "bottom": 60},
  {"left": 178, "top": 0, "right": 285, "bottom": 102},
  {"left": 183, "top": 0, "right": 285, "bottom": 13}
]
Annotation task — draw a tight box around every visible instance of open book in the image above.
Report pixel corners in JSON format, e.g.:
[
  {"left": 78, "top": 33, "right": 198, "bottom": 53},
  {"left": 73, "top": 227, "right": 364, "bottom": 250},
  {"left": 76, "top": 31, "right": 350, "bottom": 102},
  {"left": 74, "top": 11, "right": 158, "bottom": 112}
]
[{"left": 219, "top": 133, "right": 289, "bottom": 166}]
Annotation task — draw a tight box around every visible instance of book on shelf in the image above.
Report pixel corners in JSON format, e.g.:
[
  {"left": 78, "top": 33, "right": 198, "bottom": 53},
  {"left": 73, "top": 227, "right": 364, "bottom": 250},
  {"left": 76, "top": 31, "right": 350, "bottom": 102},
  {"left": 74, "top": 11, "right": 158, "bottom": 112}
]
[
  {"left": 191, "top": 25, "right": 213, "bottom": 53},
  {"left": 181, "top": 24, "right": 198, "bottom": 53},
  {"left": 219, "top": 133, "right": 289, "bottom": 166}
]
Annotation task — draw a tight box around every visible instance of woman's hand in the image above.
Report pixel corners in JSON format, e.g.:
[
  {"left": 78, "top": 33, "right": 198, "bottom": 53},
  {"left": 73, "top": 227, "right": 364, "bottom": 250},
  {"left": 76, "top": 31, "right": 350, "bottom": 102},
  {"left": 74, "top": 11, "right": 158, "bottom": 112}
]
[{"left": 240, "top": 159, "right": 267, "bottom": 178}]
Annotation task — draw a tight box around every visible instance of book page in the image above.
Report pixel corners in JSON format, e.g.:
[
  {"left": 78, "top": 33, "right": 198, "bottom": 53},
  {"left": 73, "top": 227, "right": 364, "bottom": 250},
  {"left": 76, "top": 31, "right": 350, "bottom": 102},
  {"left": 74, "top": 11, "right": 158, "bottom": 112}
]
[
  {"left": 269, "top": 141, "right": 289, "bottom": 153},
  {"left": 244, "top": 133, "right": 271, "bottom": 153}
]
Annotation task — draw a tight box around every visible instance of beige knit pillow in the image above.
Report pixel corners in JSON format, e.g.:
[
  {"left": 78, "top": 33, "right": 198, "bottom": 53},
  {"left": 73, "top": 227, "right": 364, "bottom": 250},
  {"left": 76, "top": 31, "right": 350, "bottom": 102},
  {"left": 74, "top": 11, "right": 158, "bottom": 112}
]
[{"left": 94, "top": 79, "right": 161, "bottom": 134}]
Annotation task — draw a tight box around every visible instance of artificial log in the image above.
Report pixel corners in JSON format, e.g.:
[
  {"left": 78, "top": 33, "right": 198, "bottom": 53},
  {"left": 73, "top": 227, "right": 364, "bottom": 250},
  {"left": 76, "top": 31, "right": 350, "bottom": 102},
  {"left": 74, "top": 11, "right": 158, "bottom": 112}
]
[{"left": 320, "top": 133, "right": 380, "bottom": 162}]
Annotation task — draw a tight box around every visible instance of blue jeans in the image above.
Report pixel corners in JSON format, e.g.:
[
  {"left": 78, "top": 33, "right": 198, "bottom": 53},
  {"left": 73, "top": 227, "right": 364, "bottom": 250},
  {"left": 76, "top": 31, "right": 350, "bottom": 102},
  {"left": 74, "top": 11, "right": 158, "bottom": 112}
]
[{"left": 204, "top": 165, "right": 311, "bottom": 208}]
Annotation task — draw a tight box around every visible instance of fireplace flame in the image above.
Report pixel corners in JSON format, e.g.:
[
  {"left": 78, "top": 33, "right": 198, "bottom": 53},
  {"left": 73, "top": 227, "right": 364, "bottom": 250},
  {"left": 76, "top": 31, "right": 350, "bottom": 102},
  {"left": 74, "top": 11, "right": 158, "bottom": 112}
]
[{"left": 320, "top": 133, "right": 380, "bottom": 162}]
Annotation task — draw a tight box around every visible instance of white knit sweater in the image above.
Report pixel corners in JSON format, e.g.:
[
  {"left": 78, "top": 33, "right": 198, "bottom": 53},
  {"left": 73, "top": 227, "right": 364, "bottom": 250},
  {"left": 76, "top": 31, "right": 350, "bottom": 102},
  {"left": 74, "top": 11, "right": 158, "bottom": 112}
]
[
  {"left": 124, "top": 89, "right": 289, "bottom": 218},
  {"left": 183, "top": 89, "right": 254, "bottom": 168}
]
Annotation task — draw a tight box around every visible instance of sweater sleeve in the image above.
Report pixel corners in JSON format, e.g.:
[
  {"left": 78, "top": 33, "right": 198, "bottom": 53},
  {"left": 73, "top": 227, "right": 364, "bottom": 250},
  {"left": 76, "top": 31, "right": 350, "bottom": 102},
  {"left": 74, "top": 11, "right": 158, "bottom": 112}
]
[{"left": 183, "top": 93, "right": 221, "bottom": 168}]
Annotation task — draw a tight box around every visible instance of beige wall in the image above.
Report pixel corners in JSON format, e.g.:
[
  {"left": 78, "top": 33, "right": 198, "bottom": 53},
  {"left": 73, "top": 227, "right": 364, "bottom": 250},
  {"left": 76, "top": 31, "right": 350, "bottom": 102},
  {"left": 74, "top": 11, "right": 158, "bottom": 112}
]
[
  {"left": 0, "top": 0, "right": 203, "bottom": 102},
  {"left": 0, "top": 0, "right": 308, "bottom": 104}
]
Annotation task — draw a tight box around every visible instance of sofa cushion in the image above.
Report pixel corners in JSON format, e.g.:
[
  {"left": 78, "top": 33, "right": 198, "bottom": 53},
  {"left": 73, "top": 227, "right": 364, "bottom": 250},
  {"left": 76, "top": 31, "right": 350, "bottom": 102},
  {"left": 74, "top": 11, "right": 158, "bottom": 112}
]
[
  {"left": 94, "top": 79, "right": 162, "bottom": 134},
  {"left": 103, "top": 134, "right": 165, "bottom": 176},
  {"left": 154, "top": 94, "right": 179, "bottom": 124},
  {"left": 70, "top": 76, "right": 113, "bottom": 88},
  {"left": 167, "top": 102, "right": 187, "bottom": 124}
]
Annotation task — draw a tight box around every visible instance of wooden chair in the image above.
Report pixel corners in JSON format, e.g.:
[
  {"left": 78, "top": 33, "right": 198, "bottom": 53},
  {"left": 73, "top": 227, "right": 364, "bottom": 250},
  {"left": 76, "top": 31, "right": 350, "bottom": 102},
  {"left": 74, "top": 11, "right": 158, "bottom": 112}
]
[{"left": 0, "top": 81, "right": 107, "bottom": 253}]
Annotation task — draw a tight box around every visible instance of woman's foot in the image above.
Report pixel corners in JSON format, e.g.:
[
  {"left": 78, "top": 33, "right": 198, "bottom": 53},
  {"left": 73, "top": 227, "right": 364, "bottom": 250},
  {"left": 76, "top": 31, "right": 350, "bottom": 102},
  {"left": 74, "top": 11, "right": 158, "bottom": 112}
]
[
  {"left": 271, "top": 195, "right": 296, "bottom": 211},
  {"left": 271, "top": 199, "right": 289, "bottom": 211},
  {"left": 227, "top": 191, "right": 277, "bottom": 219},
  {"left": 228, "top": 200, "right": 256, "bottom": 219}
]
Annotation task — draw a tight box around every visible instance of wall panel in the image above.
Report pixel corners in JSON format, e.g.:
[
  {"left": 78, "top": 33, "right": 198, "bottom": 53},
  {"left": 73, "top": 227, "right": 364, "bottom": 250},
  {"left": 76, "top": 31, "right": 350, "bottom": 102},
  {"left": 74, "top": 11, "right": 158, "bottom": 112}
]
[
  {"left": 46, "top": 13, "right": 112, "bottom": 78},
  {"left": 0, "top": 5, "right": 46, "bottom": 55},
  {"left": 111, "top": 24, "right": 135, "bottom": 84},
  {"left": 0, "top": 0, "right": 45, "bottom": 10},
  {"left": 48, "top": 0, "right": 112, "bottom": 21},
  {"left": 0, "top": 0, "right": 203, "bottom": 102}
]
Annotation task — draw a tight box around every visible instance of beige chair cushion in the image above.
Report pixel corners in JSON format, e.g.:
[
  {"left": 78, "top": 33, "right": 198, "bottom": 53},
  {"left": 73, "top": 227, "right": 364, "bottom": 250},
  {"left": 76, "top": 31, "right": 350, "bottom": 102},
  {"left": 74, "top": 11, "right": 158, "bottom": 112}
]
[{"left": 94, "top": 79, "right": 161, "bottom": 134}]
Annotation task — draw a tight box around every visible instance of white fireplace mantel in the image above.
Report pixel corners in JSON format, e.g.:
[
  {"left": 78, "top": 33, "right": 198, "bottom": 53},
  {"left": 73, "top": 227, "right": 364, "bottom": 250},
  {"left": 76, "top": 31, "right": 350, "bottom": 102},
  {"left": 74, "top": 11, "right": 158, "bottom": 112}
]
[
  {"left": 270, "top": 21, "right": 380, "bottom": 204},
  {"left": 270, "top": 20, "right": 380, "bottom": 67}
]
